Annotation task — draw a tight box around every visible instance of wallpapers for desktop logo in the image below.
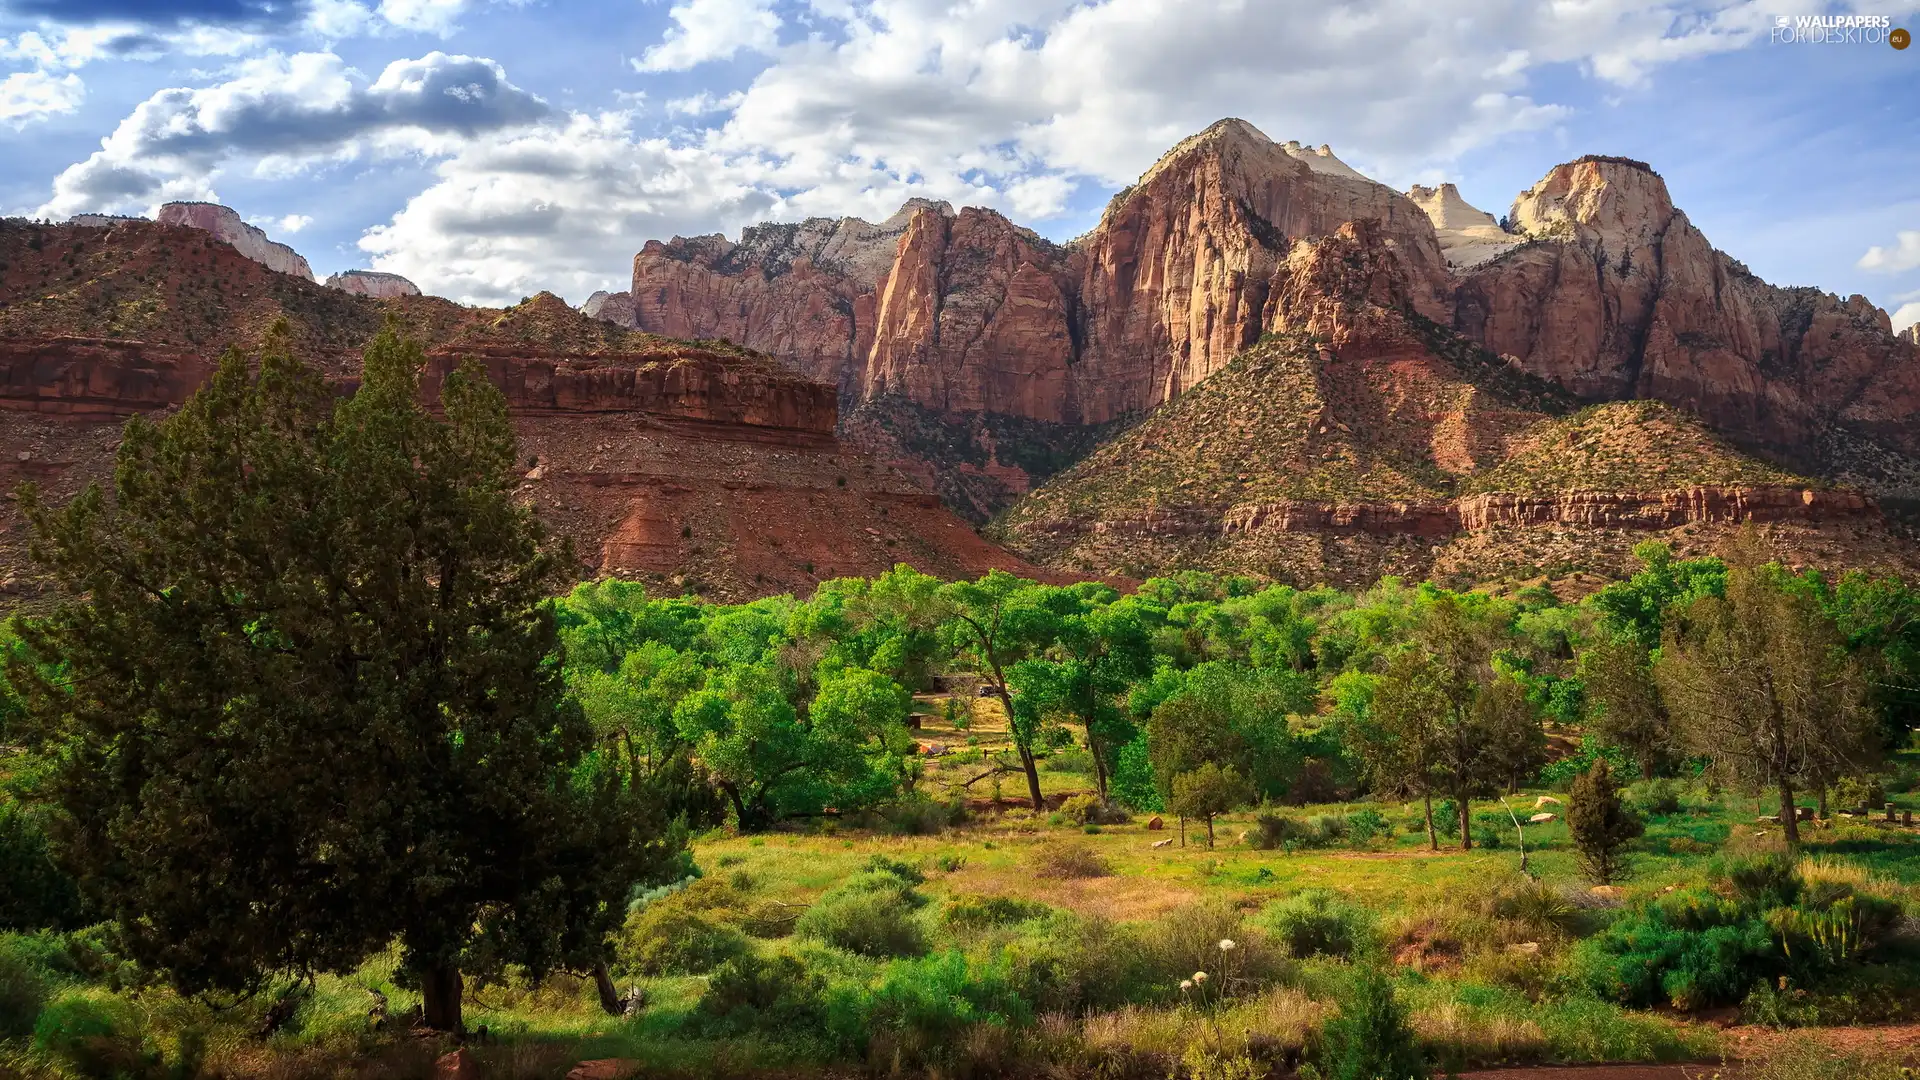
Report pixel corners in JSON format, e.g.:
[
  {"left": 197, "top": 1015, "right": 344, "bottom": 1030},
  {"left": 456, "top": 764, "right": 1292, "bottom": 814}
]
[{"left": 1770, "top": 13, "right": 1909, "bottom": 47}]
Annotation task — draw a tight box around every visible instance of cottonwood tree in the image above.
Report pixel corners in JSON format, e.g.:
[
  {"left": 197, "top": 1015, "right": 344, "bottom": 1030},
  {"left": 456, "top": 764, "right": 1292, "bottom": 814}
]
[
  {"left": 12, "top": 326, "right": 679, "bottom": 1032},
  {"left": 1350, "top": 593, "right": 1544, "bottom": 850},
  {"left": 1655, "top": 534, "right": 1876, "bottom": 844},
  {"left": 1169, "top": 762, "right": 1253, "bottom": 849},
  {"left": 1007, "top": 586, "right": 1154, "bottom": 803},
  {"left": 940, "top": 571, "right": 1058, "bottom": 809}
]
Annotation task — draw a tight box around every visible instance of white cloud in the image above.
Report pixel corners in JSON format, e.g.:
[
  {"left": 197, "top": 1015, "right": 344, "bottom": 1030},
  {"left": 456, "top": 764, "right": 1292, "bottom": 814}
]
[
  {"left": 278, "top": 213, "right": 314, "bottom": 233},
  {"left": 664, "top": 90, "right": 744, "bottom": 117},
  {"left": 0, "top": 69, "right": 83, "bottom": 125},
  {"left": 633, "top": 0, "right": 781, "bottom": 72},
  {"left": 344, "top": 0, "right": 1831, "bottom": 306},
  {"left": 35, "top": 50, "right": 548, "bottom": 218},
  {"left": 1859, "top": 230, "right": 1920, "bottom": 274},
  {"left": 377, "top": 0, "right": 475, "bottom": 34},
  {"left": 1894, "top": 302, "right": 1920, "bottom": 334},
  {"left": 358, "top": 110, "right": 779, "bottom": 305}
]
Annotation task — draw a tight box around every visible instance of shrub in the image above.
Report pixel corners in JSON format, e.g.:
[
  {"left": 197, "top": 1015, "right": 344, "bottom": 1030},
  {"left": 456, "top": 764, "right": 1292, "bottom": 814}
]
[
  {"left": 31, "top": 993, "right": 145, "bottom": 1077},
  {"left": 1830, "top": 775, "right": 1887, "bottom": 814},
  {"left": 617, "top": 904, "right": 749, "bottom": 976},
  {"left": 0, "top": 939, "right": 50, "bottom": 1039},
  {"left": 796, "top": 873, "right": 928, "bottom": 958},
  {"left": 862, "top": 854, "right": 926, "bottom": 885},
  {"left": 941, "top": 895, "right": 1052, "bottom": 929},
  {"left": 696, "top": 953, "right": 827, "bottom": 1035},
  {"left": 1724, "top": 851, "right": 1800, "bottom": 909},
  {"left": 1570, "top": 886, "right": 1781, "bottom": 1009},
  {"left": 0, "top": 808, "right": 88, "bottom": 932},
  {"left": 879, "top": 796, "right": 967, "bottom": 835},
  {"left": 1260, "top": 890, "right": 1372, "bottom": 960},
  {"left": 1316, "top": 965, "right": 1428, "bottom": 1080},
  {"left": 1140, "top": 897, "right": 1277, "bottom": 996},
  {"left": 1058, "top": 794, "right": 1131, "bottom": 826},
  {"left": 1628, "top": 777, "right": 1683, "bottom": 816},
  {"left": 1569, "top": 760, "right": 1644, "bottom": 885},
  {"left": 1345, "top": 809, "right": 1392, "bottom": 845},
  {"left": 1029, "top": 842, "right": 1109, "bottom": 879},
  {"left": 1005, "top": 914, "right": 1157, "bottom": 1012},
  {"left": 837, "top": 951, "right": 1031, "bottom": 1060}
]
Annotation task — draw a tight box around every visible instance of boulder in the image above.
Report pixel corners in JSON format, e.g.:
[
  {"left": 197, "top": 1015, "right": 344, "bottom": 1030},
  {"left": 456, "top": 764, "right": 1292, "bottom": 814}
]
[
  {"left": 1146, "top": 816, "right": 1164, "bottom": 831},
  {"left": 434, "top": 1048, "right": 481, "bottom": 1080},
  {"left": 1528, "top": 812, "right": 1556, "bottom": 824}
]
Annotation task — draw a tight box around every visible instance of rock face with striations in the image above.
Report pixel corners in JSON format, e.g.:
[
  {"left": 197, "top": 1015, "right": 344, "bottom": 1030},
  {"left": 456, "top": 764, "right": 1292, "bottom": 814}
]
[
  {"left": 1453, "top": 156, "right": 1920, "bottom": 475},
  {"left": 156, "top": 202, "right": 313, "bottom": 280},
  {"left": 325, "top": 270, "right": 421, "bottom": 298},
  {"left": 582, "top": 290, "right": 638, "bottom": 327}
]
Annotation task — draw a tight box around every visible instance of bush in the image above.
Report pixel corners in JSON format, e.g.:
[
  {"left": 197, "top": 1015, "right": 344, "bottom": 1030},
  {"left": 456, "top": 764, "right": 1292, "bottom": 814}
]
[
  {"left": 941, "top": 895, "right": 1052, "bottom": 929},
  {"left": 862, "top": 854, "right": 925, "bottom": 885},
  {"left": 1249, "top": 812, "right": 1351, "bottom": 850},
  {"left": 1830, "top": 775, "right": 1887, "bottom": 814},
  {"left": 1628, "top": 777, "right": 1682, "bottom": 816},
  {"left": 1260, "top": 890, "right": 1372, "bottom": 960},
  {"left": 796, "top": 872, "right": 928, "bottom": 958},
  {"left": 1569, "top": 760, "right": 1644, "bottom": 885},
  {"left": 618, "top": 904, "right": 749, "bottom": 976},
  {"left": 878, "top": 795, "right": 967, "bottom": 836},
  {"left": 0, "top": 807, "right": 88, "bottom": 932},
  {"left": 1724, "top": 851, "right": 1800, "bottom": 909},
  {"left": 1028, "top": 842, "right": 1109, "bottom": 879},
  {"left": 1316, "top": 965, "right": 1428, "bottom": 1080},
  {"left": 1345, "top": 809, "right": 1392, "bottom": 845},
  {"left": 1140, "top": 897, "right": 1277, "bottom": 994},
  {"left": 834, "top": 951, "right": 1031, "bottom": 1062},
  {"left": 696, "top": 953, "right": 827, "bottom": 1035},
  {"left": 1005, "top": 914, "right": 1157, "bottom": 1012},
  {"left": 0, "top": 939, "right": 50, "bottom": 1039},
  {"left": 31, "top": 993, "right": 146, "bottom": 1077},
  {"left": 1058, "top": 794, "right": 1131, "bottom": 826}
]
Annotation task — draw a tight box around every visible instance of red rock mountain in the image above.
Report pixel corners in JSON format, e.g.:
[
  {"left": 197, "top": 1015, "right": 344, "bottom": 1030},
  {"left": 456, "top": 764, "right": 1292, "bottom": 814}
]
[
  {"left": 0, "top": 218, "right": 1053, "bottom": 601},
  {"left": 626, "top": 121, "right": 1920, "bottom": 519}
]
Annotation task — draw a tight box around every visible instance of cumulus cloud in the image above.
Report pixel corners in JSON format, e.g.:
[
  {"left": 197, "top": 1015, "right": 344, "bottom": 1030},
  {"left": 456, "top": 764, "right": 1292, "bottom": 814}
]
[
  {"left": 632, "top": 0, "right": 780, "bottom": 72},
  {"left": 0, "top": 68, "right": 82, "bottom": 124},
  {"left": 358, "top": 110, "right": 780, "bottom": 304},
  {"left": 36, "top": 50, "right": 548, "bottom": 217},
  {"left": 1859, "top": 230, "right": 1920, "bottom": 274},
  {"left": 1894, "top": 302, "right": 1920, "bottom": 334},
  {"left": 354, "top": 0, "right": 1809, "bottom": 303}
]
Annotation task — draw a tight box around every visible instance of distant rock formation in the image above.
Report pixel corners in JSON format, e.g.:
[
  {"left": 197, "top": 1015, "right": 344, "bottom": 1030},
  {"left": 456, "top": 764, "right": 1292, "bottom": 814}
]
[
  {"left": 1405, "top": 183, "right": 1518, "bottom": 268},
  {"left": 1901, "top": 324, "right": 1919, "bottom": 346},
  {"left": 325, "top": 270, "right": 421, "bottom": 298},
  {"left": 582, "top": 290, "right": 638, "bottom": 327},
  {"left": 156, "top": 202, "right": 314, "bottom": 280},
  {"left": 68, "top": 214, "right": 145, "bottom": 228}
]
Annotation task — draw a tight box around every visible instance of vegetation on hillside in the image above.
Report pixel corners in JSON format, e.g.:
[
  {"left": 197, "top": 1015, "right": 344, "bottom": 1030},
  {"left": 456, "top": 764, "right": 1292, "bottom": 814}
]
[{"left": 2, "top": 327, "right": 1919, "bottom": 1079}]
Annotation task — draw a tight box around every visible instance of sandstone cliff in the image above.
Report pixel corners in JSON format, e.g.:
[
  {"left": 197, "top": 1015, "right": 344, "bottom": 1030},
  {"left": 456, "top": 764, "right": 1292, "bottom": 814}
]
[
  {"left": 1453, "top": 156, "right": 1920, "bottom": 487},
  {"left": 156, "top": 202, "right": 314, "bottom": 280},
  {"left": 326, "top": 270, "right": 421, "bottom": 298},
  {"left": 583, "top": 290, "right": 638, "bottom": 327},
  {"left": 0, "top": 222, "right": 1053, "bottom": 601}
]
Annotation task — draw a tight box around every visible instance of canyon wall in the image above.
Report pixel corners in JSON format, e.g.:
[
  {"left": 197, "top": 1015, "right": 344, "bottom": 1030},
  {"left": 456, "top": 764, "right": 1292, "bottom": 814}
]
[
  {"left": 326, "top": 270, "right": 422, "bottom": 298},
  {"left": 156, "top": 203, "right": 314, "bottom": 280}
]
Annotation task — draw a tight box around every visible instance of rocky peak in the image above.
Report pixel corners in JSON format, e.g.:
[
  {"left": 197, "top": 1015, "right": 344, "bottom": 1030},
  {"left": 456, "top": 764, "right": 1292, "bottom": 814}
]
[
  {"left": 68, "top": 213, "right": 144, "bottom": 228},
  {"left": 325, "top": 270, "right": 421, "bottom": 298},
  {"left": 1901, "top": 323, "right": 1919, "bottom": 346},
  {"left": 1280, "top": 140, "right": 1373, "bottom": 183},
  {"left": 1509, "top": 156, "right": 1676, "bottom": 249},
  {"left": 582, "top": 290, "right": 639, "bottom": 327},
  {"left": 155, "top": 202, "right": 314, "bottom": 281},
  {"left": 1407, "top": 183, "right": 1519, "bottom": 269}
]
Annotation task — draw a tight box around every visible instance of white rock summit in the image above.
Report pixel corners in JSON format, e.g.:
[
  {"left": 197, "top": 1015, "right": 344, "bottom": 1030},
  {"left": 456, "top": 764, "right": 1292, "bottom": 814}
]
[
  {"left": 155, "top": 202, "right": 314, "bottom": 280},
  {"left": 325, "top": 270, "right": 422, "bottom": 298},
  {"left": 1406, "top": 183, "right": 1520, "bottom": 269}
]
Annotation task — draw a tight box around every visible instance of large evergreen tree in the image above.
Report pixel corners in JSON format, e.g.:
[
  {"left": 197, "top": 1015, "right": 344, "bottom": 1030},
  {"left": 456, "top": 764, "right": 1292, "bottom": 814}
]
[{"left": 12, "top": 325, "right": 677, "bottom": 1032}]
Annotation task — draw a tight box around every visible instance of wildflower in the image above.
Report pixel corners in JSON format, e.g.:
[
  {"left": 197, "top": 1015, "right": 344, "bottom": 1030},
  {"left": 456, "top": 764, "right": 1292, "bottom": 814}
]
[
  {"left": 1192, "top": 970, "right": 1209, "bottom": 984},
  {"left": 1218, "top": 938, "right": 1236, "bottom": 951},
  {"left": 1179, "top": 979, "right": 1194, "bottom": 992}
]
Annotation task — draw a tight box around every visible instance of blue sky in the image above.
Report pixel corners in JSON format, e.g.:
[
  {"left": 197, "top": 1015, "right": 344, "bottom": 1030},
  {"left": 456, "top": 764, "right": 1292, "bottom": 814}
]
[{"left": 1, "top": 0, "right": 1916, "bottom": 330}]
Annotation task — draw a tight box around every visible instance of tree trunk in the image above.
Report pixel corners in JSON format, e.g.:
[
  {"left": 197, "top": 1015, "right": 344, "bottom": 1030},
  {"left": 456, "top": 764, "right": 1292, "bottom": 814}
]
[
  {"left": 420, "top": 961, "right": 464, "bottom": 1033},
  {"left": 1779, "top": 775, "right": 1801, "bottom": 844},
  {"left": 1205, "top": 815, "right": 1215, "bottom": 849},
  {"left": 1423, "top": 793, "right": 1437, "bottom": 851},
  {"left": 1816, "top": 782, "right": 1828, "bottom": 822},
  {"left": 720, "top": 781, "right": 749, "bottom": 832},
  {"left": 592, "top": 961, "right": 621, "bottom": 1017},
  {"left": 1018, "top": 744, "right": 1044, "bottom": 811},
  {"left": 1179, "top": 815, "right": 1187, "bottom": 848},
  {"left": 1458, "top": 795, "right": 1473, "bottom": 851},
  {"left": 1090, "top": 734, "right": 1111, "bottom": 803}
]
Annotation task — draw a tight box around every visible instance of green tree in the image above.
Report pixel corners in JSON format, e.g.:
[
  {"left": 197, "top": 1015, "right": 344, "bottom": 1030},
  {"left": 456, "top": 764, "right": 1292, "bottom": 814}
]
[
  {"left": 1168, "top": 762, "right": 1253, "bottom": 848},
  {"left": 1567, "top": 759, "right": 1643, "bottom": 885},
  {"left": 12, "top": 326, "right": 678, "bottom": 1032},
  {"left": 940, "top": 571, "right": 1058, "bottom": 809},
  {"left": 1655, "top": 534, "right": 1876, "bottom": 844},
  {"left": 1578, "top": 638, "right": 1675, "bottom": 780},
  {"left": 1007, "top": 585, "right": 1153, "bottom": 803}
]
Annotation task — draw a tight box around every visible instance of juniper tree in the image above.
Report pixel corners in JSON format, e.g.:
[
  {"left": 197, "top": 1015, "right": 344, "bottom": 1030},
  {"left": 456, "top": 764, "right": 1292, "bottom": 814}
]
[
  {"left": 1169, "top": 762, "right": 1253, "bottom": 849},
  {"left": 1655, "top": 533, "right": 1875, "bottom": 845},
  {"left": 12, "top": 324, "right": 678, "bottom": 1032},
  {"left": 1567, "top": 759, "right": 1643, "bottom": 885}
]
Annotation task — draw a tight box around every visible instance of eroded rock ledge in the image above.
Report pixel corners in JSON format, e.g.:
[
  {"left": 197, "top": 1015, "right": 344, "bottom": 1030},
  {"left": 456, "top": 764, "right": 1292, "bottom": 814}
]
[{"left": 1032, "top": 486, "right": 1877, "bottom": 541}]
